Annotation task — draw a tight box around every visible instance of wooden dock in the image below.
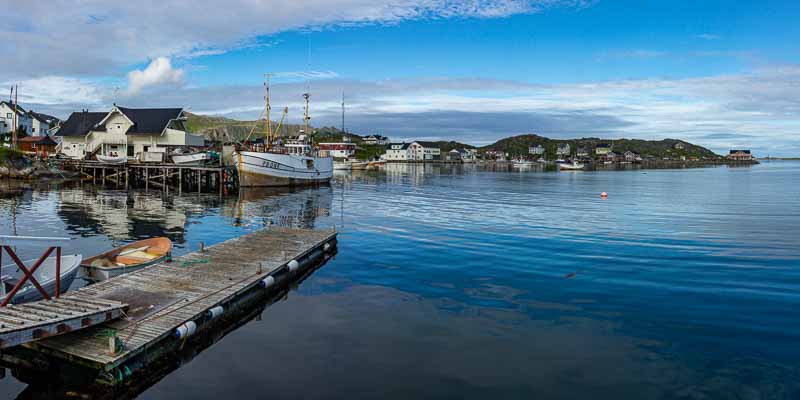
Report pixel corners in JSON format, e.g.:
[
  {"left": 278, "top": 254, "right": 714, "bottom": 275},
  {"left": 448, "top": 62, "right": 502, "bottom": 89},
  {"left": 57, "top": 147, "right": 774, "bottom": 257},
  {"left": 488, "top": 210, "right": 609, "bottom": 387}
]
[
  {"left": 0, "top": 298, "right": 127, "bottom": 349},
  {"left": 58, "top": 160, "right": 238, "bottom": 194},
  {"left": 2, "top": 227, "right": 337, "bottom": 384}
]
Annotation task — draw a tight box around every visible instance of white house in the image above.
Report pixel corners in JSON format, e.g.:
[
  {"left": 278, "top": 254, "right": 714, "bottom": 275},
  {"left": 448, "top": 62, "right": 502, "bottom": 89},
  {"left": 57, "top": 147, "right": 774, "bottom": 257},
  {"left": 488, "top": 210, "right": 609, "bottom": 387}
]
[
  {"left": 56, "top": 106, "right": 204, "bottom": 160},
  {"left": 408, "top": 141, "right": 441, "bottom": 161},
  {"left": 529, "top": 145, "right": 545, "bottom": 155},
  {"left": 362, "top": 135, "right": 389, "bottom": 145},
  {"left": 384, "top": 142, "right": 412, "bottom": 161},
  {"left": 383, "top": 141, "right": 441, "bottom": 161},
  {"left": 556, "top": 143, "right": 571, "bottom": 156},
  {"left": 0, "top": 101, "right": 32, "bottom": 137},
  {"left": 28, "top": 111, "right": 60, "bottom": 137}
]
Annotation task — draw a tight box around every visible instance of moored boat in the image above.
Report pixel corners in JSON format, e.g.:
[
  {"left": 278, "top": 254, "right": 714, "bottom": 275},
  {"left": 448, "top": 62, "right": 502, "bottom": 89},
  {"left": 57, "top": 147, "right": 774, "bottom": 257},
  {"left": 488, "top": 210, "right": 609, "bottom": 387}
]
[
  {"left": 1, "top": 254, "right": 82, "bottom": 304},
  {"left": 172, "top": 151, "right": 212, "bottom": 165},
  {"left": 349, "top": 160, "right": 369, "bottom": 170},
  {"left": 96, "top": 155, "right": 127, "bottom": 165},
  {"left": 559, "top": 161, "right": 585, "bottom": 170},
  {"left": 333, "top": 160, "right": 352, "bottom": 170},
  {"left": 81, "top": 237, "right": 172, "bottom": 281}
]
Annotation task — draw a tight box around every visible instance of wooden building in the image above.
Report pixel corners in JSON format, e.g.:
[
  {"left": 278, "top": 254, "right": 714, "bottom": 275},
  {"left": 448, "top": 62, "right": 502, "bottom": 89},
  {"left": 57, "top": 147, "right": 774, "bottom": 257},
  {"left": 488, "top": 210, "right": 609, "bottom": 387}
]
[{"left": 18, "top": 135, "right": 57, "bottom": 156}]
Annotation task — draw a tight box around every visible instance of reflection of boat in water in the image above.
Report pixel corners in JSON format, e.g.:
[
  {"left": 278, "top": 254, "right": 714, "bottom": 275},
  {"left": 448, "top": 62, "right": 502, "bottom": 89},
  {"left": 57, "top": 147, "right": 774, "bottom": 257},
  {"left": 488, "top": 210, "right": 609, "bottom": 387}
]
[
  {"left": 230, "top": 185, "right": 334, "bottom": 229},
  {"left": 1, "top": 254, "right": 82, "bottom": 304},
  {"left": 512, "top": 160, "right": 533, "bottom": 167},
  {"left": 81, "top": 237, "right": 172, "bottom": 281}
]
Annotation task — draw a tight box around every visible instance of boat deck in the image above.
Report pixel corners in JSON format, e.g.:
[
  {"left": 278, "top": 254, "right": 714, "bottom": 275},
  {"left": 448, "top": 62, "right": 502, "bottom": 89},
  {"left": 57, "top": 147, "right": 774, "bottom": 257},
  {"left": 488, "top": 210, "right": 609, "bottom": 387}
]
[{"left": 23, "top": 227, "right": 337, "bottom": 372}]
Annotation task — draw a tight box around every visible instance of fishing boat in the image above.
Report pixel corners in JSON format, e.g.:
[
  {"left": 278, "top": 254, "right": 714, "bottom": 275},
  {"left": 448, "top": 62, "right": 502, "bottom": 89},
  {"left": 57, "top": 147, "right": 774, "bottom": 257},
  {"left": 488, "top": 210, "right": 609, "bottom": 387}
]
[
  {"left": 81, "top": 237, "right": 172, "bottom": 281},
  {"left": 559, "top": 161, "right": 585, "bottom": 170},
  {"left": 367, "top": 160, "right": 386, "bottom": 169},
  {"left": 234, "top": 79, "right": 333, "bottom": 187},
  {"left": 1, "top": 254, "right": 82, "bottom": 304},
  {"left": 172, "top": 149, "right": 212, "bottom": 165},
  {"left": 96, "top": 155, "right": 127, "bottom": 165}
]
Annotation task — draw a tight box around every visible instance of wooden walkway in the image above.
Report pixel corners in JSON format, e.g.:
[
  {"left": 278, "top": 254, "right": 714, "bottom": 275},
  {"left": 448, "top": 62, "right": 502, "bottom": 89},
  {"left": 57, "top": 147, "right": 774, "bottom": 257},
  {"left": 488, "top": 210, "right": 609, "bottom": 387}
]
[
  {"left": 0, "top": 298, "right": 126, "bottom": 349},
  {"left": 23, "top": 227, "right": 336, "bottom": 372}
]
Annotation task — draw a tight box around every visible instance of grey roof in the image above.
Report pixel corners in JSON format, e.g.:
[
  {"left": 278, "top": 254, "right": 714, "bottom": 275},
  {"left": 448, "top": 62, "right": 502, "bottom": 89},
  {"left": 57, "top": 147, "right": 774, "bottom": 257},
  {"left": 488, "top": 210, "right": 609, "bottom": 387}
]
[
  {"left": 28, "top": 111, "right": 60, "bottom": 124},
  {"left": 388, "top": 142, "right": 412, "bottom": 150},
  {"left": 730, "top": 149, "right": 751, "bottom": 154},
  {"left": 117, "top": 107, "right": 183, "bottom": 134},
  {"left": 413, "top": 141, "right": 441, "bottom": 148},
  {"left": 0, "top": 101, "right": 27, "bottom": 114},
  {"left": 56, "top": 112, "right": 107, "bottom": 137},
  {"left": 596, "top": 143, "right": 612, "bottom": 148}
]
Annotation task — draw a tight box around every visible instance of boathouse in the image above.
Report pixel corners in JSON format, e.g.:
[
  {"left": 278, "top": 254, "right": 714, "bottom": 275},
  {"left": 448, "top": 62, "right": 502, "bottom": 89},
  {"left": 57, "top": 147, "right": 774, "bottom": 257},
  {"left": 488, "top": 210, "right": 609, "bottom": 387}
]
[{"left": 56, "top": 106, "right": 204, "bottom": 160}]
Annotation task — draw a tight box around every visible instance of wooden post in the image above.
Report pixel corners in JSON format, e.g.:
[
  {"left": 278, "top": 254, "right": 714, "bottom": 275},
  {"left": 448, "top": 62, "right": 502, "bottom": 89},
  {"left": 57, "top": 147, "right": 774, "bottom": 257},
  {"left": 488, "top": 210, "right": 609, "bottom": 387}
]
[
  {"left": 102, "top": 168, "right": 105, "bottom": 185},
  {"left": 219, "top": 169, "right": 223, "bottom": 196},
  {"left": 145, "top": 167, "right": 149, "bottom": 191},
  {"left": 125, "top": 168, "right": 129, "bottom": 188},
  {"left": 197, "top": 170, "right": 201, "bottom": 193},
  {"left": 178, "top": 168, "right": 182, "bottom": 195}
]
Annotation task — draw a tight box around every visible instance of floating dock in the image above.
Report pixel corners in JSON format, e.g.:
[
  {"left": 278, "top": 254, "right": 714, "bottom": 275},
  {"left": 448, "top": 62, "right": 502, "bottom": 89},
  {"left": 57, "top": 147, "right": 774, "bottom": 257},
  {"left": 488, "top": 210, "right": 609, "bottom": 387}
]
[{"left": 0, "top": 227, "right": 337, "bottom": 386}]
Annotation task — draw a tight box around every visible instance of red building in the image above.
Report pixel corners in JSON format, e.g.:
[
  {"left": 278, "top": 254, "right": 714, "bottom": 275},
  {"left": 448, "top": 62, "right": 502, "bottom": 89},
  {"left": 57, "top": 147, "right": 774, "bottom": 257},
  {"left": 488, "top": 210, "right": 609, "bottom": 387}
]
[{"left": 18, "top": 135, "right": 58, "bottom": 156}]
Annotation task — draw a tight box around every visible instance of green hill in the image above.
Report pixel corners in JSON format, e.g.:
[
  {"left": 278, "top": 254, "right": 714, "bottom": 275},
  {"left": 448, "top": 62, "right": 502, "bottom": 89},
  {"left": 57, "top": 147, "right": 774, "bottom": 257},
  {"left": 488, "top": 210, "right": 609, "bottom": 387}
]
[
  {"left": 480, "top": 134, "right": 720, "bottom": 160},
  {"left": 185, "top": 112, "right": 363, "bottom": 143}
]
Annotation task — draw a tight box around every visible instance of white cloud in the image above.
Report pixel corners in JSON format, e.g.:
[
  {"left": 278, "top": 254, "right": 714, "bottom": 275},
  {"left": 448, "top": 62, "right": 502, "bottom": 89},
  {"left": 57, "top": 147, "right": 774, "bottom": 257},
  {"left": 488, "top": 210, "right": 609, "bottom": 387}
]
[
  {"left": 126, "top": 57, "right": 184, "bottom": 95},
  {"left": 0, "top": 0, "right": 588, "bottom": 79},
  {"left": 2, "top": 76, "right": 103, "bottom": 106}
]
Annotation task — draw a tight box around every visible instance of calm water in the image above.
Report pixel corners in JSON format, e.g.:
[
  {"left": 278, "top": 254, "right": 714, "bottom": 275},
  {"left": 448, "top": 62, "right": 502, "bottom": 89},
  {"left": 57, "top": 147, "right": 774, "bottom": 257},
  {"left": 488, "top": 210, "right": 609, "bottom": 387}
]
[{"left": 1, "top": 161, "right": 799, "bottom": 399}]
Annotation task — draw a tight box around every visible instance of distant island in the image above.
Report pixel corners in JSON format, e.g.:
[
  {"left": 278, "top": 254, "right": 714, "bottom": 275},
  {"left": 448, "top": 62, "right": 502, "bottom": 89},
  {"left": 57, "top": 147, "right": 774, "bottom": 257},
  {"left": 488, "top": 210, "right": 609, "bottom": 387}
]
[{"left": 185, "top": 113, "right": 726, "bottom": 160}]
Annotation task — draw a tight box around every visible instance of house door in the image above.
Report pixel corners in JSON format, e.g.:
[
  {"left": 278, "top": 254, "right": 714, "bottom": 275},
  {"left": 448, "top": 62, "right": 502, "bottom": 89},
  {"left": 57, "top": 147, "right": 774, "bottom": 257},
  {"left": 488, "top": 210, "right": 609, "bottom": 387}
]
[{"left": 127, "top": 145, "right": 134, "bottom": 157}]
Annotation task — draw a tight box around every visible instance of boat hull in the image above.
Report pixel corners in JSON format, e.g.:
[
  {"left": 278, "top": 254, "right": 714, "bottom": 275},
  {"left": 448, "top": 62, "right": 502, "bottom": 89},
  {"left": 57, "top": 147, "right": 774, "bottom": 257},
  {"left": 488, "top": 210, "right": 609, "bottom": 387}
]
[
  {"left": 80, "top": 237, "right": 172, "bottom": 282},
  {"left": 1, "top": 254, "right": 82, "bottom": 304},
  {"left": 172, "top": 153, "right": 211, "bottom": 165},
  {"left": 96, "top": 155, "right": 127, "bottom": 165},
  {"left": 235, "top": 151, "right": 333, "bottom": 187}
]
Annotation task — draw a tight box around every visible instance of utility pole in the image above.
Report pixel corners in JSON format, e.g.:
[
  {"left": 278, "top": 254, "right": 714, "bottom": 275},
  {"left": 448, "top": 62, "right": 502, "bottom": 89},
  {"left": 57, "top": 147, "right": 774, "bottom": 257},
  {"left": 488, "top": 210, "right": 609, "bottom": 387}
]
[{"left": 12, "top": 85, "right": 18, "bottom": 149}]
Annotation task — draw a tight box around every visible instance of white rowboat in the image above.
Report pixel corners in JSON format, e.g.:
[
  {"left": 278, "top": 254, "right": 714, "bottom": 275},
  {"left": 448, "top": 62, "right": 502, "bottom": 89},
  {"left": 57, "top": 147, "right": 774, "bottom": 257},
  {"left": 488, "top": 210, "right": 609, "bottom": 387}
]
[
  {"left": 96, "top": 155, "right": 127, "bottom": 165},
  {"left": 1, "top": 254, "right": 82, "bottom": 304}
]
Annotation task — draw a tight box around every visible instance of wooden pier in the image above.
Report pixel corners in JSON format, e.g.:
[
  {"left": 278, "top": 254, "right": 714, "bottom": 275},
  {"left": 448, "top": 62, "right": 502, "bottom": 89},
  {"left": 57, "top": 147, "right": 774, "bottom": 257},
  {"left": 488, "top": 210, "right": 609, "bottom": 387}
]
[
  {"left": 0, "top": 227, "right": 337, "bottom": 386},
  {"left": 58, "top": 160, "right": 238, "bottom": 194}
]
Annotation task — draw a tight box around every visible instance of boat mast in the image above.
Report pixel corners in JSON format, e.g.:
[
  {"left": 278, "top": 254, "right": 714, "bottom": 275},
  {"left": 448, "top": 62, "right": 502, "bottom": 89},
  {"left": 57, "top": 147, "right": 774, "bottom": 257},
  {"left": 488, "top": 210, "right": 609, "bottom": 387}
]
[
  {"left": 264, "top": 73, "right": 273, "bottom": 150},
  {"left": 341, "top": 92, "right": 345, "bottom": 139},
  {"left": 303, "top": 92, "right": 311, "bottom": 141}
]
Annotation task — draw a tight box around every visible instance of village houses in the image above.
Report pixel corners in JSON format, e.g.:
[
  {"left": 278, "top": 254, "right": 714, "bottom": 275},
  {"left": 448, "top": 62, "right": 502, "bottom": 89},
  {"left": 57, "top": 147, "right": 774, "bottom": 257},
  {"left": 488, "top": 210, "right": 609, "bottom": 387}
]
[
  {"left": 0, "top": 101, "right": 32, "bottom": 138},
  {"left": 556, "top": 143, "right": 571, "bottom": 156},
  {"left": 528, "top": 145, "right": 545, "bottom": 155},
  {"left": 362, "top": 135, "right": 389, "bottom": 145}
]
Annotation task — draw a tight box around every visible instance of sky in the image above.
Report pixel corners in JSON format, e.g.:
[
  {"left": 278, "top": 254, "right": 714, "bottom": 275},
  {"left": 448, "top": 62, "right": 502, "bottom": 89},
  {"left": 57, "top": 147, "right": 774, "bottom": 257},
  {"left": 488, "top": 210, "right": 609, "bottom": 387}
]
[{"left": 2, "top": 0, "right": 799, "bottom": 156}]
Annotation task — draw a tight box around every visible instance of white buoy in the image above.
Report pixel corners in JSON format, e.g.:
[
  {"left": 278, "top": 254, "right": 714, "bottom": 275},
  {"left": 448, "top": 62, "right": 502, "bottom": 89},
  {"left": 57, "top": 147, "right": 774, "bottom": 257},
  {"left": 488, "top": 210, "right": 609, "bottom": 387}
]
[
  {"left": 323, "top": 243, "right": 331, "bottom": 252},
  {"left": 207, "top": 306, "right": 224, "bottom": 320},
  {"left": 260, "top": 276, "right": 275, "bottom": 288},
  {"left": 175, "top": 321, "right": 197, "bottom": 339},
  {"left": 288, "top": 260, "right": 299, "bottom": 272}
]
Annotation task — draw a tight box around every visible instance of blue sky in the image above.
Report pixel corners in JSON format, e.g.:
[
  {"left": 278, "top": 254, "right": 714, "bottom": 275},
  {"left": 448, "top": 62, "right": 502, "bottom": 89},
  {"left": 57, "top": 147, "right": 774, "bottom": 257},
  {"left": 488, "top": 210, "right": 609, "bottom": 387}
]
[{"left": 2, "top": 0, "right": 799, "bottom": 155}]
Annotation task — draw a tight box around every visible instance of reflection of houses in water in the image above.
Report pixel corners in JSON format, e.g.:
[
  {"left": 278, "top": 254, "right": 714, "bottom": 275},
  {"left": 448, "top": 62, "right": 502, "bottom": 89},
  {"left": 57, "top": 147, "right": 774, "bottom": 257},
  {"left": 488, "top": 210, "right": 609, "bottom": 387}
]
[
  {"left": 58, "top": 189, "right": 191, "bottom": 242},
  {"left": 383, "top": 163, "right": 475, "bottom": 186},
  {"left": 227, "top": 186, "right": 333, "bottom": 229}
]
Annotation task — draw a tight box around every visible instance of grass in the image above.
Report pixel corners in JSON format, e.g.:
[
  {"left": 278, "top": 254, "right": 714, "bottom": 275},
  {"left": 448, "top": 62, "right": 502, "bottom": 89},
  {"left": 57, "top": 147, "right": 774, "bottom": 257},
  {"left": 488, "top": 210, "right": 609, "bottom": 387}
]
[{"left": 0, "top": 146, "right": 24, "bottom": 163}]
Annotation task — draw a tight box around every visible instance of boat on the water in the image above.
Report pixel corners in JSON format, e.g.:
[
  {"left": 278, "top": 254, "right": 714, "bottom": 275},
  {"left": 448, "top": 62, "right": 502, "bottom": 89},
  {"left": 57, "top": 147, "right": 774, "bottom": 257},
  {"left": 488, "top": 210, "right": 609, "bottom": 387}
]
[
  {"left": 349, "top": 160, "right": 369, "bottom": 170},
  {"left": 81, "top": 237, "right": 172, "bottom": 281},
  {"left": 367, "top": 160, "right": 386, "bottom": 169},
  {"left": 1, "top": 254, "right": 82, "bottom": 304},
  {"left": 333, "top": 160, "right": 352, "bottom": 170},
  {"left": 512, "top": 159, "right": 533, "bottom": 167},
  {"left": 96, "top": 155, "right": 127, "bottom": 165},
  {"left": 559, "top": 161, "right": 585, "bottom": 170},
  {"left": 234, "top": 84, "right": 333, "bottom": 187}
]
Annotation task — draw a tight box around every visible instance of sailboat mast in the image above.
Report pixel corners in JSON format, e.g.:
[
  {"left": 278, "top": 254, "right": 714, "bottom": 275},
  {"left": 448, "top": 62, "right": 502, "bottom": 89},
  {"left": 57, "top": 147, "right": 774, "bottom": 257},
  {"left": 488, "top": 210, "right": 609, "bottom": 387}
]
[{"left": 341, "top": 92, "right": 345, "bottom": 137}]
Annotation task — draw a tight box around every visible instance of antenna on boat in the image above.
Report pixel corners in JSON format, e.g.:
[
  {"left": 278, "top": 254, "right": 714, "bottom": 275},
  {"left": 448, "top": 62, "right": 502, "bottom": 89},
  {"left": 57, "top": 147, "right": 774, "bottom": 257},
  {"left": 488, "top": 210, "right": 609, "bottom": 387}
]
[{"left": 303, "top": 92, "right": 311, "bottom": 143}]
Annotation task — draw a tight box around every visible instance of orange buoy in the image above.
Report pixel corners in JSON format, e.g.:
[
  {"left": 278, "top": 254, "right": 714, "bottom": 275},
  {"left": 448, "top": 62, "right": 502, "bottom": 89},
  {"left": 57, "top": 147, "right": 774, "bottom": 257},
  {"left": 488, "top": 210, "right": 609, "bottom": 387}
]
[{"left": 601, "top": 192, "right": 608, "bottom": 198}]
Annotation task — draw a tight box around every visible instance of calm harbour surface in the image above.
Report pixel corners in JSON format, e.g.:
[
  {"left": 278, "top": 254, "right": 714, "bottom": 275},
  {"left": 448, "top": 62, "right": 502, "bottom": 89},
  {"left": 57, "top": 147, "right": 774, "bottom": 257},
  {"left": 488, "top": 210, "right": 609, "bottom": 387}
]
[{"left": 0, "top": 161, "right": 799, "bottom": 399}]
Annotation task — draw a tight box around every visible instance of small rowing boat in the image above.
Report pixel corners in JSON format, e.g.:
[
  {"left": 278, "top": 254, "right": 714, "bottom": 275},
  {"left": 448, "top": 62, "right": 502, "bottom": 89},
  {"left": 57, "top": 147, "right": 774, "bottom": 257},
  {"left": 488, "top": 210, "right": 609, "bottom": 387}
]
[
  {"left": 81, "top": 237, "right": 172, "bottom": 281},
  {"left": 1, "top": 254, "right": 82, "bottom": 304}
]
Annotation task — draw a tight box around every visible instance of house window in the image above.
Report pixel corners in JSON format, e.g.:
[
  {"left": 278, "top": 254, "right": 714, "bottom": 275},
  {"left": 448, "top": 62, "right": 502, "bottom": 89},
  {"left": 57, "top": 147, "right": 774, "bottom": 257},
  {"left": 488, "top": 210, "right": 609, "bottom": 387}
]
[{"left": 6, "top": 113, "right": 11, "bottom": 119}]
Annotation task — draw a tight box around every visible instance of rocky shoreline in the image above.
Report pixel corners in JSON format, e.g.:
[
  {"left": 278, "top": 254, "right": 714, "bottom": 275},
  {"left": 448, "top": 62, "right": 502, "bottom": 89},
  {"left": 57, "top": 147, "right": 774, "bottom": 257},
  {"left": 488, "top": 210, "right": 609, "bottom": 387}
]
[{"left": 0, "top": 156, "right": 80, "bottom": 180}]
